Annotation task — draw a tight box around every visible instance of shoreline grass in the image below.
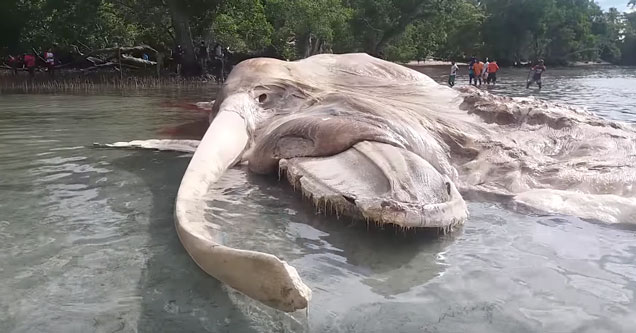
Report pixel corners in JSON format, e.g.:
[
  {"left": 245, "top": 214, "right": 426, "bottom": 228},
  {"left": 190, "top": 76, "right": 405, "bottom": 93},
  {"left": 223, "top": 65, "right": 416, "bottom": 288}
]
[{"left": 0, "top": 71, "right": 219, "bottom": 94}]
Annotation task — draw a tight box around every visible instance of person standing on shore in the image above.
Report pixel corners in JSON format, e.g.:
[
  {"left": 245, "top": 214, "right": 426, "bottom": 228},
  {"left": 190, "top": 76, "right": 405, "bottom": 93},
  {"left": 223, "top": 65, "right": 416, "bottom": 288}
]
[
  {"left": 23, "top": 53, "right": 36, "bottom": 78},
  {"left": 172, "top": 44, "right": 184, "bottom": 75},
  {"left": 449, "top": 61, "right": 459, "bottom": 87},
  {"left": 527, "top": 59, "right": 546, "bottom": 89},
  {"left": 486, "top": 60, "right": 500, "bottom": 85},
  {"left": 198, "top": 41, "right": 209, "bottom": 74},
  {"left": 473, "top": 59, "right": 484, "bottom": 86},
  {"left": 213, "top": 43, "right": 225, "bottom": 83},
  {"left": 7, "top": 54, "right": 19, "bottom": 75},
  {"left": 44, "top": 48, "right": 55, "bottom": 77}
]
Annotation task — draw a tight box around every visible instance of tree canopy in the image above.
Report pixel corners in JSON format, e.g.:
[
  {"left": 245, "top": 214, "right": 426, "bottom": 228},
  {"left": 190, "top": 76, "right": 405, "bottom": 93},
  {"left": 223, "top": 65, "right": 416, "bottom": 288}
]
[{"left": 1, "top": 0, "right": 636, "bottom": 66}]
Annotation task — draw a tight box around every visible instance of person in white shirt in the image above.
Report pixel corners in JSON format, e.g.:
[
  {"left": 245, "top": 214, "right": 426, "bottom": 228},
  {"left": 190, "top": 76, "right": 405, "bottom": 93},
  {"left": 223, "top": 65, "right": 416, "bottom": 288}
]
[
  {"left": 44, "top": 48, "right": 55, "bottom": 77},
  {"left": 449, "top": 61, "right": 459, "bottom": 87},
  {"left": 482, "top": 57, "right": 489, "bottom": 82}
]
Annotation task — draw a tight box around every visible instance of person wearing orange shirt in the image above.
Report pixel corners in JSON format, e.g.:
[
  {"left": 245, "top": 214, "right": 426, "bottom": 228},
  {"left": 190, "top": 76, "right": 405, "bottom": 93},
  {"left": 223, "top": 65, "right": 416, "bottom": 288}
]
[
  {"left": 473, "top": 60, "right": 484, "bottom": 86},
  {"left": 486, "top": 60, "right": 500, "bottom": 85}
]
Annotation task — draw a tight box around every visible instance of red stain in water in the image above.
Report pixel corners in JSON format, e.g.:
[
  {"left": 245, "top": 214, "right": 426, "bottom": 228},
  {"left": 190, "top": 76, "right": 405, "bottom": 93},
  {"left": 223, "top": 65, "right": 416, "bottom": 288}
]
[
  {"left": 158, "top": 120, "right": 209, "bottom": 140},
  {"left": 157, "top": 101, "right": 212, "bottom": 139}
]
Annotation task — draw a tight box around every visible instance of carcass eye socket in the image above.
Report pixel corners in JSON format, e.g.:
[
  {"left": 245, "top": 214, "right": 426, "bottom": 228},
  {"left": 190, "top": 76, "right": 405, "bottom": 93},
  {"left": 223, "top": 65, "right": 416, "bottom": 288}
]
[{"left": 258, "top": 94, "right": 267, "bottom": 103}]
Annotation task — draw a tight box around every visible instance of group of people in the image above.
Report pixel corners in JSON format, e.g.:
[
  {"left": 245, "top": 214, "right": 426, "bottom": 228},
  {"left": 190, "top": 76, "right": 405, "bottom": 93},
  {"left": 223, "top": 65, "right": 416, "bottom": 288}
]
[
  {"left": 449, "top": 56, "right": 547, "bottom": 89},
  {"left": 6, "top": 48, "right": 56, "bottom": 78},
  {"left": 171, "top": 41, "right": 229, "bottom": 81},
  {"left": 449, "top": 56, "right": 499, "bottom": 87}
]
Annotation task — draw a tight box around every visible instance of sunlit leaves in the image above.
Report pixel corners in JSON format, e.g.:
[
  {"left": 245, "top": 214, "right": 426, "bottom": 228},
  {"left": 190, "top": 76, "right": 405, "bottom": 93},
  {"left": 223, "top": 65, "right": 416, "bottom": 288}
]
[{"left": 213, "top": 0, "right": 273, "bottom": 53}]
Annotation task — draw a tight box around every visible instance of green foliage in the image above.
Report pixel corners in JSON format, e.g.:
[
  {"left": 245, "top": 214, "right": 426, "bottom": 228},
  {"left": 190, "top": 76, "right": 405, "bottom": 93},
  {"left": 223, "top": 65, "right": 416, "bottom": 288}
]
[
  {"left": 264, "top": 0, "right": 353, "bottom": 59},
  {"left": 622, "top": 11, "right": 636, "bottom": 65},
  {"left": 346, "top": 0, "right": 459, "bottom": 57},
  {"left": 213, "top": 0, "right": 273, "bottom": 53},
  {"left": 1, "top": 0, "right": 635, "bottom": 65},
  {"left": 438, "top": 0, "right": 485, "bottom": 60},
  {"left": 477, "top": 0, "right": 631, "bottom": 65}
]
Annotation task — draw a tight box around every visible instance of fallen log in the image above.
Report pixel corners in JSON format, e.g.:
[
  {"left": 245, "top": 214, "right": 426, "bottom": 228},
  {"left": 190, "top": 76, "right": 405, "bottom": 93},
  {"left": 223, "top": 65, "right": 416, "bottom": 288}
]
[
  {"left": 0, "top": 64, "right": 47, "bottom": 72},
  {"left": 0, "top": 65, "right": 28, "bottom": 71},
  {"left": 120, "top": 54, "right": 157, "bottom": 67}
]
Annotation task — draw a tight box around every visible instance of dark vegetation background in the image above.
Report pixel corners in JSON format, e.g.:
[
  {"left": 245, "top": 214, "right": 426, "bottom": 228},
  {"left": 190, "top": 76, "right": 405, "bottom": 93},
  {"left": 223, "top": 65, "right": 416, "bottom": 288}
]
[{"left": 1, "top": 0, "right": 636, "bottom": 70}]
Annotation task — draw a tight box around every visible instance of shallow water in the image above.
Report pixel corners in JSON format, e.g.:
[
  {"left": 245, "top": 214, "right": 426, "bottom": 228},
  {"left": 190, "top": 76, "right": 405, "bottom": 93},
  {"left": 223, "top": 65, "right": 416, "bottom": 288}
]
[
  {"left": 1, "top": 67, "right": 635, "bottom": 333},
  {"left": 417, "top": 65, "right": 636, "bottom": 123}
]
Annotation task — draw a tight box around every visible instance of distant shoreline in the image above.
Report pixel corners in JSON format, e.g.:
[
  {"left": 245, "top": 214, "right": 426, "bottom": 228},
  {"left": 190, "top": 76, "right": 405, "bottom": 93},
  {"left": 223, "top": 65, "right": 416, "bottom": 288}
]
[
  {"left": 402, "top": 59, "right": 617, "bottom": 68},
  {"left": 569, "top": 60, "right": 613, "bottom": 66}
]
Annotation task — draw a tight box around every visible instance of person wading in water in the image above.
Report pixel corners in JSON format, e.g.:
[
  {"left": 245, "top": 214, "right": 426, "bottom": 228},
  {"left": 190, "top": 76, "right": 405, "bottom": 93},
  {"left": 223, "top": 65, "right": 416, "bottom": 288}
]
[
  {"left": 527, "top": 59, "right": 547, "bottom": 89},
  {"left": 486, "top": 60, "right": 500, "bottom": 85},
  {"left": 468, "top": 56, "right": 477, "bottom": 85},
  {"left": 482, "top": 57, "right": 490, "bottom": 83},
  {"left": 473, "top": 59, "right": 484, "bottom": 86}
]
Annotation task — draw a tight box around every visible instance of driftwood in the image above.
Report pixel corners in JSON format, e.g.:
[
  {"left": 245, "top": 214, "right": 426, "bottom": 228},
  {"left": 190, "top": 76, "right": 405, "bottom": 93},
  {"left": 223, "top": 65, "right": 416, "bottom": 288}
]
[
  {"left": 86, "top": 56, "right": 106, "bottom": 66},
  {"left": 120, "top": 54, "right": 157, "bottom": 67},
  {"left": 89, "top": 45, "right": 158, "bottom": 57},
  {"left": 0, "top": 65, "right": 30, "bottom": 72},
  {"left": 61, "top": 45, "right": 159, "bottom": 73},
  {"left": 3, "top": 45, "right": 161, "bottom": 77}
]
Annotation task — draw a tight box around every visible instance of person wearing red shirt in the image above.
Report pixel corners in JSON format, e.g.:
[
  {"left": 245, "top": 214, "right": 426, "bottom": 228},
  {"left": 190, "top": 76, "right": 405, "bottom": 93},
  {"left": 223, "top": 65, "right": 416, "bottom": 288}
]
[
  {"left": 23, "top": 53, "right": 37, "bottom": 77},
  {"left": 527, "top": 59, "right": 547, "bottom": 89},
  {"left": 486, "top": 60, "right": 499, "bottom": 85}
]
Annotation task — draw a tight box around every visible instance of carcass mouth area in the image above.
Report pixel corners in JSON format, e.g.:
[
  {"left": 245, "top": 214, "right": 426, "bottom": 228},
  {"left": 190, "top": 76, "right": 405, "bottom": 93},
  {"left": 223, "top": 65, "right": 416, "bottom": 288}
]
[{"left": 278, "top": 141, "right": 468, "bottom": 230}]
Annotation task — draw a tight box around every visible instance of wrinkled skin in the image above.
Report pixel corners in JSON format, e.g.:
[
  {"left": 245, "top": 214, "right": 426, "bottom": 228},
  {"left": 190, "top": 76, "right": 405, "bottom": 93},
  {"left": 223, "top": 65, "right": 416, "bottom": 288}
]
[
  {"left": 210, "top": 53, "right": 636, "bottom": 226},
  {"left": 104, "top": 53, "right": 636, "bottom": 312},
  {"left": 215, "top": 54, "right": 473, "bottom": 229}
]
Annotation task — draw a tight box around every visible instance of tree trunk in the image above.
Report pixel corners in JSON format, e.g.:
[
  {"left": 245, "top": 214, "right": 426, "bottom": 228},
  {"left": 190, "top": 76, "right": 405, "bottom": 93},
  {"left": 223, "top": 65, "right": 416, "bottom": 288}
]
[
  {"left": 301, "top": 33, "right": 325, "bottom": 58},
  {"left": 166, "top": 0, "right": 198, "bottom": 76}
]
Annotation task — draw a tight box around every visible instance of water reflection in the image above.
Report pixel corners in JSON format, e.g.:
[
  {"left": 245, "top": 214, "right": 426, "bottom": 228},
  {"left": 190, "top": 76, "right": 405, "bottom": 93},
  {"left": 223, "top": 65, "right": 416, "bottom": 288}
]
[
  {"left": 110, "top": 152, "right": 258, "bottom": 333},
  {"left": 200, "top": 168, "right": 462, "bottom": 331},
  {"left": 413, "top": 66, "right": 636, "bottom": 123},
  {"left": 212, "top": 170, "right": 454, "bottom": 294}
]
